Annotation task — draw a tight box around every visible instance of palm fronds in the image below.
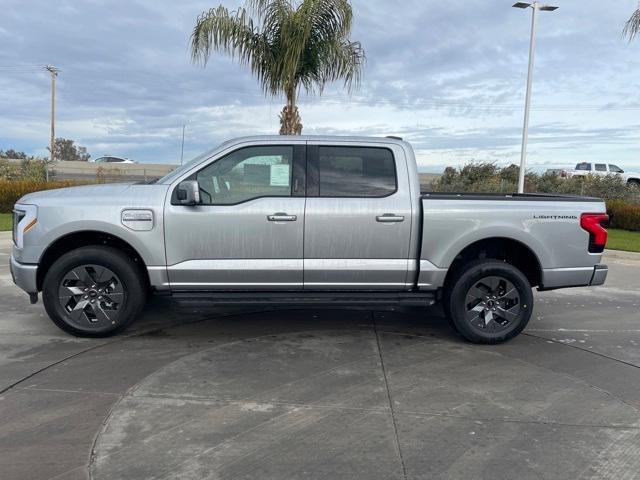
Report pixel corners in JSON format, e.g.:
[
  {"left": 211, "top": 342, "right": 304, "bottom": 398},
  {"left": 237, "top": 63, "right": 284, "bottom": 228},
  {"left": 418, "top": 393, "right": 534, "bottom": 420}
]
[
  {"left": 623, "top": 7, "right": 640, "bottom": 41},
  {"left": 190, "top": 0, "right": 365, "bottom": 133}
]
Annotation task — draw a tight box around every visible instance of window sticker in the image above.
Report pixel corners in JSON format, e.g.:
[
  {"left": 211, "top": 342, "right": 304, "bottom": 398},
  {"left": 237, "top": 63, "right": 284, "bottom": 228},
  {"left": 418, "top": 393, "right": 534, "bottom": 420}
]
[{"left": 270, "top": 164, "right": 290, "bottom": 186}]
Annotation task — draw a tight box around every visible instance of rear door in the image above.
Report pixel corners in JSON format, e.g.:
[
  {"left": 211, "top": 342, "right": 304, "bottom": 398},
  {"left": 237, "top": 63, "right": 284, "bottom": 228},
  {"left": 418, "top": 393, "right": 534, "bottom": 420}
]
[{"left": 303, "top": 142, "right": 413, "bottom": 290}]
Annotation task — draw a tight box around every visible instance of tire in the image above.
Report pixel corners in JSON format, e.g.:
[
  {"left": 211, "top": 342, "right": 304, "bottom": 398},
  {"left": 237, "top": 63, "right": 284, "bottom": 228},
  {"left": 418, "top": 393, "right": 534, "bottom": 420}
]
[
  {"left": 443, "top": 259, "right": 533, "bottom": 344},
  {"left": 628, "top": 179, "right": 640, "bottom": 189},
  {"left": 42, "top": 246, "right": 146, "bottom": 337}
]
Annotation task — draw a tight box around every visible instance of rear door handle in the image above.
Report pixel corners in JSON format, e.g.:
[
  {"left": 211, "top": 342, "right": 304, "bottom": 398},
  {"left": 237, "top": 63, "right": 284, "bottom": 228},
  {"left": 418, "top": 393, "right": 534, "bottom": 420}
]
[
  {"left": 376, "top": 214, "right": 405, "bottom": 223},
  {"left": 268, "top": 213, "right": 297, "bottom": 222}
]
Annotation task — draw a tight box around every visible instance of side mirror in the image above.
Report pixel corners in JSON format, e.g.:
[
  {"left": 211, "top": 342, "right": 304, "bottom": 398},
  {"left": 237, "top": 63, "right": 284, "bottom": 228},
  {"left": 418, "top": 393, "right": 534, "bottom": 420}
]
[{"left": 176, "top": 180, "right": 201, "bottom": 206}]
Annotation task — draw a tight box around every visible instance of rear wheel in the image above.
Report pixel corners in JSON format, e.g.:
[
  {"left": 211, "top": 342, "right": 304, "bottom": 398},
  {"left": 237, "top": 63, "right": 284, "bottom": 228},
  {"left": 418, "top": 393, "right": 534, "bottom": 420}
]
[
  {"left": 42, "top": 246, "right": 146, "bottom": 337},
  {"left": 444, "top": 260, "right": 533, "bottom": 344}
]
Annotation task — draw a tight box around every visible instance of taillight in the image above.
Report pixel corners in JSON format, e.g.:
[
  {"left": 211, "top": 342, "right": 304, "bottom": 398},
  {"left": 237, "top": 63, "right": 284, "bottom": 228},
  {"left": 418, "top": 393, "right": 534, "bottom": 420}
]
[{"left": 580, "top": 213, "right": 609, "bottom": 253}]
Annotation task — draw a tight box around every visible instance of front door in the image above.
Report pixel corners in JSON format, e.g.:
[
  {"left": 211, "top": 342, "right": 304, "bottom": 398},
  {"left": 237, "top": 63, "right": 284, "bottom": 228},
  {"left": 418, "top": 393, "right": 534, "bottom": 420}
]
[
  {"left": 303, "top": 143, "right": 413, "bottom": 290},
  {"left": 164, "top": 144, "right": 306, "bottom": 290}
]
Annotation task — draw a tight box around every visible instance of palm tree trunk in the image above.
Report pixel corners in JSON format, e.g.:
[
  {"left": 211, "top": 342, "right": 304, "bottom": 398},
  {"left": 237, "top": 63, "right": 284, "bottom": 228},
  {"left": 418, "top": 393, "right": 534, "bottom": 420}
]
[{"left": 279, "top": 86, "right": 302, "bottom": 135}]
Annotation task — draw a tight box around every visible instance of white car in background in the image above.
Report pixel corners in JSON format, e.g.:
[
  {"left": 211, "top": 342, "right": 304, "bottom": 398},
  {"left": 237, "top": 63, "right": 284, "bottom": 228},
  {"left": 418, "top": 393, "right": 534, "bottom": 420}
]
[
  {"left": 561, "top": 162, "right": 640, "bottom": 187},
  {"left": 91, "top": 156, "right": 136, "bottom": 164}
]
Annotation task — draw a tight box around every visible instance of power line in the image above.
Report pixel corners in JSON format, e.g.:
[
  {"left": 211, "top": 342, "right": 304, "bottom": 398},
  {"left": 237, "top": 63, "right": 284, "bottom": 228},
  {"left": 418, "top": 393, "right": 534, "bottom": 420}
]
[{"left": 0, "top": 64, "right": 47, "bottom": 69}]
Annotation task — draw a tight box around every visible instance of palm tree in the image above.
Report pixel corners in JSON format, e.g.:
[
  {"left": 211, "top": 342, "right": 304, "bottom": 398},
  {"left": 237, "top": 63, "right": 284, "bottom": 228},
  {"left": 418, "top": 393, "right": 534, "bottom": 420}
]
[
  {"left": 623, "top": 6, "right": 640, "bottom": 40},
  {"left": 190, "top": 0, "right": 365, "bottom": 135}
]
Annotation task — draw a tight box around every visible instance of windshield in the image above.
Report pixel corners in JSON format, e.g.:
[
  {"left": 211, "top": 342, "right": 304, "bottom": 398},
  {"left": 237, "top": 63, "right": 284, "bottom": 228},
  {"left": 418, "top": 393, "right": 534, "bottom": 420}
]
[{"left": 157, "top": 143, "right": 225, "bottom": 184}]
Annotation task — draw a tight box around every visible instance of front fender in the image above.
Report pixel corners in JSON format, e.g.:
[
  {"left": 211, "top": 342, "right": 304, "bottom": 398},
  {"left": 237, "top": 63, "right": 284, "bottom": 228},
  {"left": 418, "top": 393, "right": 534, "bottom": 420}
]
[{"left": 19, "top": 211, "right": 166, "bottom": 268}]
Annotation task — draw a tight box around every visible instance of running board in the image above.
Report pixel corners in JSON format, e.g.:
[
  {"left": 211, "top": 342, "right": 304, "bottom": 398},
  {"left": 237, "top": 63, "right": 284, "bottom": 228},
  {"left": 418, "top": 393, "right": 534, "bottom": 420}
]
[{"left": 170, "top": 290, "right": 436, "bottom": 307}]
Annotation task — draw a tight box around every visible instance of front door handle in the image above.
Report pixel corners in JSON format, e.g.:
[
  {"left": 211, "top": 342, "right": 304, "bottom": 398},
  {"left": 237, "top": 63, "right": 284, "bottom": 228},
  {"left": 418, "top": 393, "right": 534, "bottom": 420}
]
[
  {"left": 268, "top": 213, "right": 297, "bottom": 222},
  {"left": 376, "top": 213, "right": 405, "bottom": 223}
]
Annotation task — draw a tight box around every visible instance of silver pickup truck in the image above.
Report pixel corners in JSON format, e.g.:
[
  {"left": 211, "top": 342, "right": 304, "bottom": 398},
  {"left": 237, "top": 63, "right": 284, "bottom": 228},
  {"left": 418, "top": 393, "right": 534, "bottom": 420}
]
[{"left": 10, "top": 136, "right": 609, "bottom": 343}]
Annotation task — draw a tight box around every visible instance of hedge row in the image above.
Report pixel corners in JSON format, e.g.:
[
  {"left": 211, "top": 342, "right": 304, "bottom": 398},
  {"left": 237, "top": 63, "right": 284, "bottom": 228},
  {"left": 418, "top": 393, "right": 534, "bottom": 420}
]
[
  {"left": 0, "top": 180, "right": 89, "bottom": 213},
  {"left": 428, "top": 163, "right": 640, "bottom": 204},
  {"left": 607, "top": 200, "right": 640, "bottom": 232}
]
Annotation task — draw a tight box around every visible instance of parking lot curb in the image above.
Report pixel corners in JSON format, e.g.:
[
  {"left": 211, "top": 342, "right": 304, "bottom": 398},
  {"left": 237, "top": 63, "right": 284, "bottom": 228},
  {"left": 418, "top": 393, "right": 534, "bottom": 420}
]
[{"left": 604, "top": 249, "right": 640, "bottom": 261}]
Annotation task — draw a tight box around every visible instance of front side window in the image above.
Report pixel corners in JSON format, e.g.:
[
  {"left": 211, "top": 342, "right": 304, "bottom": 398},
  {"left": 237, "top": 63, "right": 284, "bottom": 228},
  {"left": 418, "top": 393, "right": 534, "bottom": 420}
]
[
  {"left": 609, "top": 164, "right": 624, "bottom": 173},
  {"left": 576, "top": 163, "right": 591, "bottom": 171},
  {"left": 317, "top": 146, "right": 396, "bottom": 197},
  {"left": 196, "top": 146, "right": 293, "bottom": 205},
  {"left": 595, "top": 163, "right": 607, "bottom": 172}
]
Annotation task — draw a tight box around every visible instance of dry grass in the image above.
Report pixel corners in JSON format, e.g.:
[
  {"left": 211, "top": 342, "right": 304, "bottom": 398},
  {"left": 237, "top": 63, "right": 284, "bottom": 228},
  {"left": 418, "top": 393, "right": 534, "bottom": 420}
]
[{"left": 0, "top": 179, "right": 91, "bottom": 213}]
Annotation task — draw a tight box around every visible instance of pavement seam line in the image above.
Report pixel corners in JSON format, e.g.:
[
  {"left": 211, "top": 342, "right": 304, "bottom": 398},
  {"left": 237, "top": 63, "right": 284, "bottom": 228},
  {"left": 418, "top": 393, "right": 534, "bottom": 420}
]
[
  {"left": 372, "top": 312, "right": 408, "bottom": 480},
  {"left": 0, "top": 307, "right": 271, "bottom": 396},
  {"left": 524, "top": 332, "right": 640, "bottom": 371},
  {"left": 0, "top": 340, "right": 113, "bottom": 395},
  {"left": 89, "top": 328, "right": 401, "bottom": 469}
]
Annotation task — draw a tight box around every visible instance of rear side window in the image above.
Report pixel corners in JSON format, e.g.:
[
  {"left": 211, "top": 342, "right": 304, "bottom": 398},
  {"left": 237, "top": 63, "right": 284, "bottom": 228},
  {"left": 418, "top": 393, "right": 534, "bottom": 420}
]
[
  {"left": 576, "top": 163, "right": 591, "bottom": 171},
  {"left": 595, "top": 163, "right": 607, "bottom": 172},
  {"left": 317, "top": 146, "right": 397, "bottom": 197}
]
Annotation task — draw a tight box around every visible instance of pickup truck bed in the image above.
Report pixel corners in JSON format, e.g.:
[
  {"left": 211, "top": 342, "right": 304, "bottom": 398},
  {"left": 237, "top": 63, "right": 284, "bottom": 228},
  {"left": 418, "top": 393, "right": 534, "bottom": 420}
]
[{"left": 418, "top": 192, "right": 607, "bottom": 291}]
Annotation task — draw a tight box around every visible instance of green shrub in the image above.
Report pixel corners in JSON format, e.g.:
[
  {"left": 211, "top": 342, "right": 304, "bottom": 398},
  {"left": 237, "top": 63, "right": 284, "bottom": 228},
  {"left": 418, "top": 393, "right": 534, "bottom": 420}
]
[
  {"left": 20, "top": 159, "right": 49, "bottom": 181},
  {"left": 432, "top": 164, "right": 640, "bottom": 205},
  {"left": 0, "top": 158, "right": 50, "bottom": 181},
  {"left": 606, "top": 199, "right": 627, "bottom": 219},
  {"left": 0, "top": 180, "right": 85, "bottom": 212},
  {"left": 609, "top": 202, "right": 640, "bottom": 231}
]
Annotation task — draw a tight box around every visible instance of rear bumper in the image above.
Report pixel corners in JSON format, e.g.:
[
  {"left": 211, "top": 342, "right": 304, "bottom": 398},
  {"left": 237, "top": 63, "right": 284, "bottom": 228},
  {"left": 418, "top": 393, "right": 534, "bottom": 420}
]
[
  {"left": 540, "top": 264, "right": 608, "bottom": 290},
  {"left": 10, "top": 254, "right": 38, "bottom": 294},
  {"left": 589, "top": 264, "right": 608, "bottom": 286}
]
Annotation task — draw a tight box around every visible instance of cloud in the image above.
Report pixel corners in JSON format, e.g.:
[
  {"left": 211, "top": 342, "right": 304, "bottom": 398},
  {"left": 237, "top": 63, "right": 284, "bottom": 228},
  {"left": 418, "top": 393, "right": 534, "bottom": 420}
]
[{"left": 1, "top": 0, "right": 639, "bottom": 171}]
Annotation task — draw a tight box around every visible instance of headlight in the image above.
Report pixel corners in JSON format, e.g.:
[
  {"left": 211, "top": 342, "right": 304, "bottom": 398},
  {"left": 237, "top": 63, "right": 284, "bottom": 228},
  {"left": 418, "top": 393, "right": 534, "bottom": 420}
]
[
  {"left": 12, "top": 204, "right": 37, "bottom": 248},
  {"left": 12, "top": 209, "right": 25, "bottom": 246}
]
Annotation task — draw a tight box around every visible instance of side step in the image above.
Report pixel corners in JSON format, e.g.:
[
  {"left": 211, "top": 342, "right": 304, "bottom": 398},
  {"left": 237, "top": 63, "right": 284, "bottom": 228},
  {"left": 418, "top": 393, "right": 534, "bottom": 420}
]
[{"left": 170, "top": 290, "right": 436, "bottom": 307}]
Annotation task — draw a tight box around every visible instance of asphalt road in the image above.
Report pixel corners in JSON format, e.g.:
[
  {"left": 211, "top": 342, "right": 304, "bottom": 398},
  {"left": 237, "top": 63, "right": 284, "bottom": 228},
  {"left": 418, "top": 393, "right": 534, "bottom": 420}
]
[{"left": 1, "top": 233, "right": 639, "bottom": 480}]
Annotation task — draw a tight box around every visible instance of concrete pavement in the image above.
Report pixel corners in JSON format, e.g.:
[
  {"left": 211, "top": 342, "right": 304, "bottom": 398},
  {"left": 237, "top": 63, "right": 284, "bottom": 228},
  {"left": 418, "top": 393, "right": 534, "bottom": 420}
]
[{"left": 1, "top": 233, "right": 639, "bottom": 480}]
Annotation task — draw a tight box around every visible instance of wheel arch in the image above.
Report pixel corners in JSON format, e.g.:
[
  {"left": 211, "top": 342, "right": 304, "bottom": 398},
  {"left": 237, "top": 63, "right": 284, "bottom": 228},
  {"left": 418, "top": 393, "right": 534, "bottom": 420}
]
[
  {"left": 443, "top": 236, "right": 543, "bottom": 290},
  {"left": 36, "top": 230, "right": 150, "bottom": 291}
]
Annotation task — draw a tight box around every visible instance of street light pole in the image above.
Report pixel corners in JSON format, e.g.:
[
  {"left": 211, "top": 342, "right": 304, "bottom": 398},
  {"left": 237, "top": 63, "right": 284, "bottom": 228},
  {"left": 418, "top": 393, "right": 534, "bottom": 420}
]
[
  {"left": 180, "top": 124, "right": 186, "bottom": 165},
  {"left": 45, "top": 65, "right": 60, "bottom": 163},
  {"left": 513, "top": 2, "right": 557, "bottom": 193}
]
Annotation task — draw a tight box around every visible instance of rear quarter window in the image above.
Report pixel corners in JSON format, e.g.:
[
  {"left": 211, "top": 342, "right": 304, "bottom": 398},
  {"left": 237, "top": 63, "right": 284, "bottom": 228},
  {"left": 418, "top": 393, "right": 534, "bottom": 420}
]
[{"left": 575, "top": 163, "right": 591, "bottom": 171}]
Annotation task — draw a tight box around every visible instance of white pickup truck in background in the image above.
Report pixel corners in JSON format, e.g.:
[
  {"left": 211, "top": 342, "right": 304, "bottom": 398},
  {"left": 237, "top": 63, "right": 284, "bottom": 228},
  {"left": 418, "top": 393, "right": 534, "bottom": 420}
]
[{"left": 561, "top": 162, "right": 640, "bottom": 186}]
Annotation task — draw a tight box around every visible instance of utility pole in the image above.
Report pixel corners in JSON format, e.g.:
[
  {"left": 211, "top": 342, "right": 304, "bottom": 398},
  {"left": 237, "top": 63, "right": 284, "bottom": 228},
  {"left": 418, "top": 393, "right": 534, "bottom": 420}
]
[
  {"left": 45, "top": 65, "right": 60, "bottom": 163},
  {"left": 180, "top": 124, "right": 186, "bottom": 165}
]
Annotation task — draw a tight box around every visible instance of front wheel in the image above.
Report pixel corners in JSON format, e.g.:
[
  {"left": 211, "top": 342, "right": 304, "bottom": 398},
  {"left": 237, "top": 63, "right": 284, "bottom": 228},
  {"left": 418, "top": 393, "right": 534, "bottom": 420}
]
[
  {"left": 42, "top": 246, "right": 146, "bottom": 337},
  {"left": 444, "top": 260, "right": 533, "bottom": 344}
]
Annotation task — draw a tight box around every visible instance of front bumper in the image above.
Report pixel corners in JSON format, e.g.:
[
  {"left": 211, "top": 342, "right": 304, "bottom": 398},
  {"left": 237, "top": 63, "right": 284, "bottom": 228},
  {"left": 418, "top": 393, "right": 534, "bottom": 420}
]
[{"left": 10, "top": 254, "right": 38, "bottom": 294}]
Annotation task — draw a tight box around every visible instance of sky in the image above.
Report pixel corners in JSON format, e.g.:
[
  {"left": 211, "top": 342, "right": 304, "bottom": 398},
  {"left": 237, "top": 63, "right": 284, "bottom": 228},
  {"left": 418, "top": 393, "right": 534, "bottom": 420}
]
[{"left": 1, "top": 0, "right": 640, "bottom": 172}]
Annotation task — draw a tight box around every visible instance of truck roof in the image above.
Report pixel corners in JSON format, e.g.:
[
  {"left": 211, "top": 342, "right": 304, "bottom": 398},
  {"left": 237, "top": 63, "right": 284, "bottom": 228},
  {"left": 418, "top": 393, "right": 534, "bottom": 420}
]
[{"left": 219, "top": 135, "right": 412, "bottom": 148}]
